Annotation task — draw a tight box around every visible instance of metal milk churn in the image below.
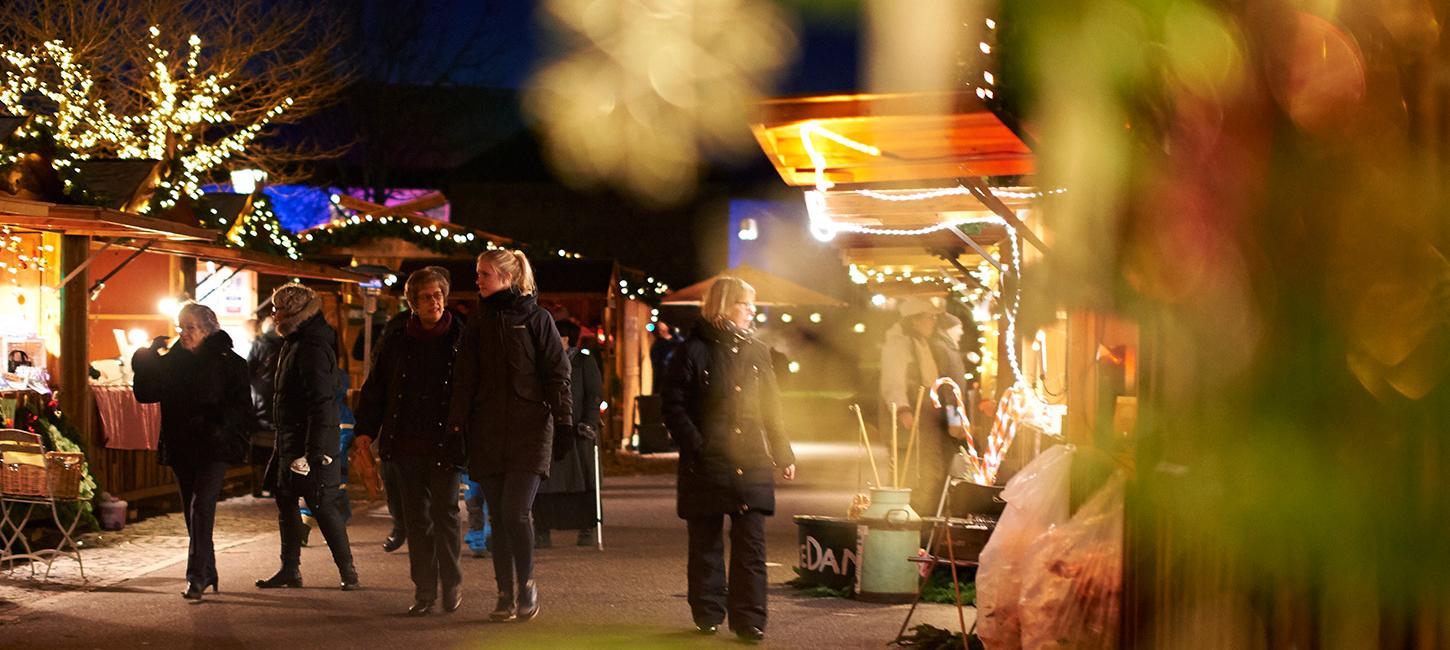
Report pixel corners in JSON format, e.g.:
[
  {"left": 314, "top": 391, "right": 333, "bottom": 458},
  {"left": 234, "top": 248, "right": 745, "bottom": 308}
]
[{"left": 855, "top": 487, "right": 922, "bottom": 602}]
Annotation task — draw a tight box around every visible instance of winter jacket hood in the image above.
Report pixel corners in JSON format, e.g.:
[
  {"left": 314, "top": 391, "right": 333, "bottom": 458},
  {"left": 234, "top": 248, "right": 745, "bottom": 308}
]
[{"left": 274, "top": 289, "right": 322, "bottom": 337}]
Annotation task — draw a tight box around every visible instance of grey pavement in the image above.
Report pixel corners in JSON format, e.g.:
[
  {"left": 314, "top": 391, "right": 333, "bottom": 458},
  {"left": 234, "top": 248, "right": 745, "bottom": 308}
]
[{"left": 0, "top": 442, "right": 973, "bottom": 649}]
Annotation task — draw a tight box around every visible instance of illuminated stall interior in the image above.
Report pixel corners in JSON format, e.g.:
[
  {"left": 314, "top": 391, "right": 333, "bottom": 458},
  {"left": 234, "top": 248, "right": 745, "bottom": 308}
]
[{"left": 750, "top": 90, "right": 1134, "bottom": 447}]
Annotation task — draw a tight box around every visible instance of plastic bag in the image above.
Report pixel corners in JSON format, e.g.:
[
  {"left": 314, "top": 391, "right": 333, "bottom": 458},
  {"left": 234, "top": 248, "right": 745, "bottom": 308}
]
[
  {"left": 1017, "top": 473, "right": 1125, "bottom": 650},
  {"left": 975, "top": 444, "right": 1075, "bottom": 649}
]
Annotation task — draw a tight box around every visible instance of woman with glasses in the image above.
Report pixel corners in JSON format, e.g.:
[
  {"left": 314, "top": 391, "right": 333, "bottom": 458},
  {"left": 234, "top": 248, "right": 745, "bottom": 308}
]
[
  {"left": 660, "top": 277, "right": 796, "bottom": 644},
  {"left": 132, "top": 302, "right": 253, "bottom": 601},
  {"left": 355, "top": 266, "right": 467, "bottom": 616}
]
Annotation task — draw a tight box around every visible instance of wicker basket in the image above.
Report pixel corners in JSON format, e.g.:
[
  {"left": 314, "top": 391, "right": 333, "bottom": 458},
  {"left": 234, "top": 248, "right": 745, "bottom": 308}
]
[
  {"left": 45, "top": 452, "right": 85, "bottom": 500},
  {"left": 2, "top": 450, "right": 50, "bottom": 497}
]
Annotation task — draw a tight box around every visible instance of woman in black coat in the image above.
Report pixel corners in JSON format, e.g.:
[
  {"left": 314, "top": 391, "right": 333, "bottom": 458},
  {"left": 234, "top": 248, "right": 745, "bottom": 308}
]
[
  {"left": 355, "top": 267, "right": 466, "bottom": 616},
  {"left": 533, "top": 319, "right": 604, "bottom": 548},
  {"left": 255, "top": 283, "right": 358, "bottom": 591},
  {"left": 660, "top": 277, "right": 796, "bottom": 643},
  {"left": 131, "top": 302, "right": 252, "bottom": 601},
  {"left": 448, "top": 248, "right": 572, "bottom": 623}
]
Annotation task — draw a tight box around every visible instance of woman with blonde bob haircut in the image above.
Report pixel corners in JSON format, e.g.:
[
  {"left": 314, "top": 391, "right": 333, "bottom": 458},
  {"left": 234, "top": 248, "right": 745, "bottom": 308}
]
[
  {"left": 660, "top": 277, "right": 796, "bottom": 643},
  {"left": 449, "top": 248, "right": 572, "bottom": 622}
]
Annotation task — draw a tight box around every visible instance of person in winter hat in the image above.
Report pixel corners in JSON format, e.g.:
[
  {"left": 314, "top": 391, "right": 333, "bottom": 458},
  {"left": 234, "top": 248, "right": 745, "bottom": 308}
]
[{"left": 255, "top": 283, "right": 359, "bottom": 591}]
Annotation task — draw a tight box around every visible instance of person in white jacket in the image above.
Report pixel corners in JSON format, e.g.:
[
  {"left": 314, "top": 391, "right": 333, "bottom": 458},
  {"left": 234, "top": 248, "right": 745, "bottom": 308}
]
[{"left": 878, "top": 297, "right": 958, "bottom": 513}]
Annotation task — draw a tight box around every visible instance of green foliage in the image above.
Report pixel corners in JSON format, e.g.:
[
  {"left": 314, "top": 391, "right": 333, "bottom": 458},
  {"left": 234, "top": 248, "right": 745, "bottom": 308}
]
[
  {"left": 219, "top": 192, "right": 301, "bottom": 259},
  {"left": 920, "top": 569, "right": 976, "bottom": 606},
  {"left": 785, "top": 569, "right": 854, "bottom": 599},
  {"left": 297, "top": 216, "right": 491, "bottom": 258},
  {"left": 13, "top": 399, "right": 101, "bottom": 532},
  {"left": 895, "top": 624, "right": 985, "bottom": 650}
]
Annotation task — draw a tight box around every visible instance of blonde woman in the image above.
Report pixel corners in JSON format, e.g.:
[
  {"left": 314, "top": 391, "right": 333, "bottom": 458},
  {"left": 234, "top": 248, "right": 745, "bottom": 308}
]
[
  {"left": 659, "top": 277, "right": 796, "bottom": 643},
  {"left": 132, "top": 302, "right": 252, "bottom": 601},
  {"left": 448, "top": 249, "right": 572, "bottom": 622}
]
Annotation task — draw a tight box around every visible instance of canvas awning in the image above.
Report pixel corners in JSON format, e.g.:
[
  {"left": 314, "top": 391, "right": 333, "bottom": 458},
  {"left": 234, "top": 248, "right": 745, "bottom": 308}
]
[{"left": 662, "top": 264, "right": 846, "bottom": 307}]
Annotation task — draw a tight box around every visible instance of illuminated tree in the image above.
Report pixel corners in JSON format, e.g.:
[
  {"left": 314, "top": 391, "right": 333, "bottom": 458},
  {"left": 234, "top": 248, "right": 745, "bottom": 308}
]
[{"left": 0, "top": 0, "right": 351, "bottom": 209}]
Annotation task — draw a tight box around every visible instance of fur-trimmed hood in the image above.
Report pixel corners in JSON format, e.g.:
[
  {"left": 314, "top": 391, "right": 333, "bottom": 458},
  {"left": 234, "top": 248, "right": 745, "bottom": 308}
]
[{"left": 272, "top": 285, "right": 321, "bottom": 337}]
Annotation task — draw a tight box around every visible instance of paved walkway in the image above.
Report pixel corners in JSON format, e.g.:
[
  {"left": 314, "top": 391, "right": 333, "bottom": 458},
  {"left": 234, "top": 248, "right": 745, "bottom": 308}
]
[{"left": 0, "top": 443, "right": 975, "bottom": 648}]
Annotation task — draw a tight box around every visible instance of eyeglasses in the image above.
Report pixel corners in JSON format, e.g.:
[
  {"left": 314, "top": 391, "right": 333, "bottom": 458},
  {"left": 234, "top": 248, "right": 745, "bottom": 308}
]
[{"left": 415, "top": 291, "right": 446, "bottom": 304}]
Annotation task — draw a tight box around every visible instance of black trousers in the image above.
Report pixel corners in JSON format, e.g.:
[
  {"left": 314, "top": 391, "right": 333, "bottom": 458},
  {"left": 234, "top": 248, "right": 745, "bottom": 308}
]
[
  {"left": 382, "top": 459, "right": 406, "bottom": 537},
  {"left": 479, "top": 472, "right": 541, "bottom": 594},
  {"left": 274, "top": 466, "right": 353, "bottom": 572},
  {"left": 393, "top": 456, "right": 463, "bottom": 600},
  {"left": 686, "top": 510, "right": 768, "bottom": 631},
  {"left": 174, "top": 460, "right": 230, "bottom": 588}
]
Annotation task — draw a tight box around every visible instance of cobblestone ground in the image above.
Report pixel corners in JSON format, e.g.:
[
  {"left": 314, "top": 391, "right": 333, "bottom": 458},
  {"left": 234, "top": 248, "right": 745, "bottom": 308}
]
[{"left": 0, "top": 494, "right": 300, "bottom": 622}]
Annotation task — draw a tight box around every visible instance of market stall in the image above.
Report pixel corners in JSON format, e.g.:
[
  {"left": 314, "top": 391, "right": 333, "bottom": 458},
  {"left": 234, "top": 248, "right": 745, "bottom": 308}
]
[
  {"left": 749, "top": 90, "right": 1132, "bottom": 633},
  {"left": 82, "top": 236, "right": 370, "bottom": 501}
]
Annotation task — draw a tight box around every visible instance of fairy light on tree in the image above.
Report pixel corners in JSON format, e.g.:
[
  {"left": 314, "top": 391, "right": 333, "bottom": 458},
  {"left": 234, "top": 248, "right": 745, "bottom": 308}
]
[
  {"left": 0, "top": 1, "right": 348, "bottom": 212},
  {"left": 0, "top": 30, "right": 294, "bottom": 212}
]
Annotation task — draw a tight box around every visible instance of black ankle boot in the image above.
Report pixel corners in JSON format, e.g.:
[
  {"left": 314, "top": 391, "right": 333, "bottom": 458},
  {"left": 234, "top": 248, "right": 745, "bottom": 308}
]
[
  {"left": 516, "top": 580, "right": 539, "bottom": 621},
  {"left": 339, "top": 564, "right": 360, "bottom": 591},
  {"left": 255, "top": 568, "right": 302, "bottom": 589},
  {"left": 489, "top": 593, "right": 516, "bottom": 621}
]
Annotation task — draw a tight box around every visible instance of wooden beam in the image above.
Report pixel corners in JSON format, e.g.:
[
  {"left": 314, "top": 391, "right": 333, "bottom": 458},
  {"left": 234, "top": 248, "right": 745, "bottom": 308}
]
[
  {"left": 961, "top": 176, "right": 1051, "bottom": 255},
  {"left": 933, "top": 249, "right": 991, "bottom": 293},
  {"left": 59, "top": 235, "right": 92, "bottom": 443}
]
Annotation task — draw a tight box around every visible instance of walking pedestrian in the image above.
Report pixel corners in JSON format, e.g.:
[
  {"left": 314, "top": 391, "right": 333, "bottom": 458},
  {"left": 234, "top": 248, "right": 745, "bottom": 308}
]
[
  {"left": 131, "top": 302, "right": 252, "bottom": 601},
  {"left": 355, "top": 267, "right": 467, "bottom": 616},
  {"left": 255, "top": 283, "right": 359, "bottom": 591},
  {"left": 448, "top": 249, "right": 572, "bottom": 623},
  {"left": 246, "top": 314, "right": 283, "bottom": 498},
  {"left": 660, "top": 277, "right": 796, "bottom": 644},
  {"left": 533, "top": 319, "right": 604, "bottom": 548}
]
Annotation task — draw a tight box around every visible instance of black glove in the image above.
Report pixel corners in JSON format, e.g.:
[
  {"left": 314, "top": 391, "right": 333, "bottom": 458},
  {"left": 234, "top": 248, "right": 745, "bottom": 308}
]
[
  {"left": 551, "top": 420, "right": 575, "bottom": 461},
  {"left": 575, "top": 423, "right": 597, "bottom": 442},
  {"left": 150, "top": 336, "right": 170, "bottom": 351}
]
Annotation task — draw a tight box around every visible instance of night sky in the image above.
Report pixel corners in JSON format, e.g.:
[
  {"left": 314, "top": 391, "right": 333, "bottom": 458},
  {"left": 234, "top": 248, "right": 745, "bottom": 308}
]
[{"left": 353, "top": 0, "right": 861, "bottom": 93}]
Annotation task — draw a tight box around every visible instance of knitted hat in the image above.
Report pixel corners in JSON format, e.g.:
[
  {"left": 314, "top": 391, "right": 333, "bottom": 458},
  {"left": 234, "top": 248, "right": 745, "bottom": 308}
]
[
  {"left": 897, "top": 297, "right": 940, "bottom": 318},
  {"left": 272, "top": 283, "right": 320, "bottom": 336}
]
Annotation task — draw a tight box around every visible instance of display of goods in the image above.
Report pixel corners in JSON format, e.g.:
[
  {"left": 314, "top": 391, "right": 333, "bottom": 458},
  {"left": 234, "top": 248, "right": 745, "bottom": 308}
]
[
  {"left": 974, "top": 445, "right": 1074, "bottom": 649},
  {"left": 1017, "top": 475, "right": 1125, "bottom": 650}
]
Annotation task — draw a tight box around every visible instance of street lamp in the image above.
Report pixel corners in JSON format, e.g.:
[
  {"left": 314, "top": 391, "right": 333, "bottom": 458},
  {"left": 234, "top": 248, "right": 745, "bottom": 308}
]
[{"left": 230, "top": 168, "right": 267, "bottom": 194}]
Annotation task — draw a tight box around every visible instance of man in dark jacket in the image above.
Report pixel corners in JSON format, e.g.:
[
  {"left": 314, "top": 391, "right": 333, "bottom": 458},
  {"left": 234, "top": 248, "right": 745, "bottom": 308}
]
[
  {"left": 533, "top": 319, "right": 604, "bottom": 548},
  {"left": 255, "top": 283, "right": 359, "bottom": 591}
]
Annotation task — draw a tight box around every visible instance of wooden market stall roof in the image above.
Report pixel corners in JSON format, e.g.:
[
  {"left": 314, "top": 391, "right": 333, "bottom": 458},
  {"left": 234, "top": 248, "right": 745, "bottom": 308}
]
[
  {"left": 662, "top": 264, "right": 846, "bottom": 307},
  {"left": 750, "top": 91, "right": 1033, "bottom": 188},
  {"left": 109, "top": 238, "right": 373, "bottom": 283},
  {"left": 0, "top": 196, "right": 216, "bottom": 241}
]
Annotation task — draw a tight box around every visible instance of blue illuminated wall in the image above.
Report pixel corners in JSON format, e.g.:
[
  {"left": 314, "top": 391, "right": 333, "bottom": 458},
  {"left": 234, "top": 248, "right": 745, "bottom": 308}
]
[{"left": 203, "top": 185, "right": 451, "bottom": 232}]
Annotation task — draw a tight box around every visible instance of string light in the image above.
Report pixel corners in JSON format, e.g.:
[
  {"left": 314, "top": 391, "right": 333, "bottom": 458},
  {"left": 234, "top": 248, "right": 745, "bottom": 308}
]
[{"left": 0, "top": 31, "right": 293, "bottom": 212}]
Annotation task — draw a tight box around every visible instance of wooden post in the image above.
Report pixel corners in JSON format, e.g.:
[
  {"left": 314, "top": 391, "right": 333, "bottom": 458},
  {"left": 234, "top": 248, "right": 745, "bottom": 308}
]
[{"left": 58, "top": 234, "right": 92, "bottom": 440}]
